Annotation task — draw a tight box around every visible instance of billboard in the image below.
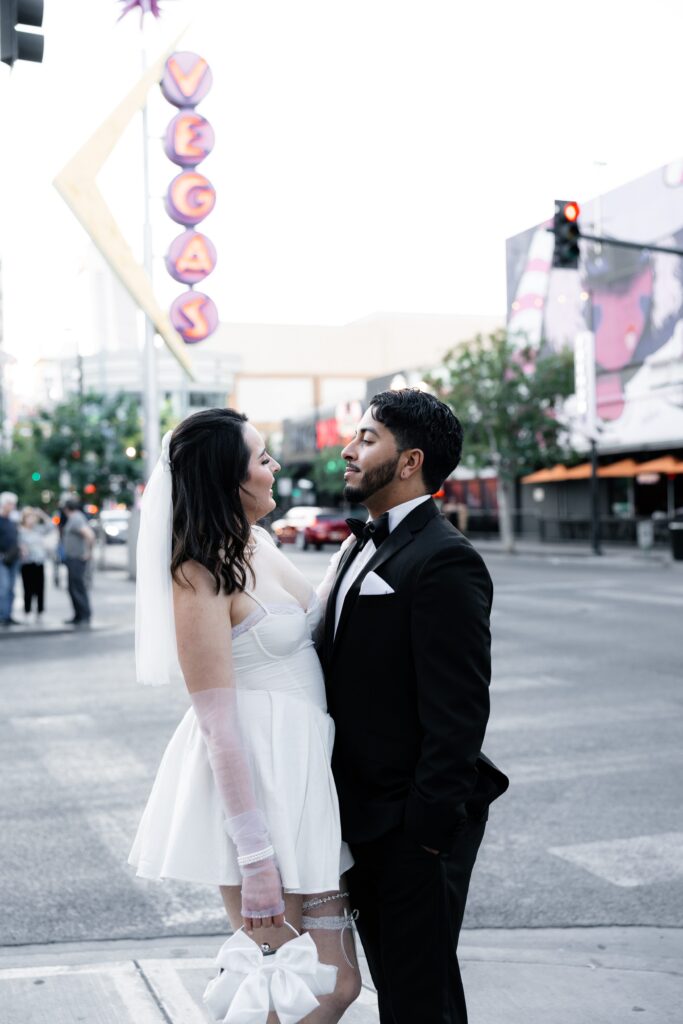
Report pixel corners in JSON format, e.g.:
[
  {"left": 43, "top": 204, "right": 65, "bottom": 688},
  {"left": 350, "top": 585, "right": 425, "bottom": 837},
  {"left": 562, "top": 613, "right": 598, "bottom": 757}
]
[{"left": 506, "top": 161, "right": 683, "bottom": 452}]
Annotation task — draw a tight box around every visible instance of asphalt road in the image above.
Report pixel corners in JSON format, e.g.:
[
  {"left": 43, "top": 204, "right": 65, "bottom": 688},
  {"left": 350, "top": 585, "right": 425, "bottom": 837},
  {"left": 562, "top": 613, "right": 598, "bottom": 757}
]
[{"left": 1, "top": 544, "right": 682, "bottom": 947}]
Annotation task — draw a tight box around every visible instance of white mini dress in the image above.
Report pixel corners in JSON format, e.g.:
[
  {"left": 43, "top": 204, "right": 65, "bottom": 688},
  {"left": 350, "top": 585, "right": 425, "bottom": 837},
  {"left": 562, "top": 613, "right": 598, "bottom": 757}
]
[{"left": 128, "top": 588, "right": 353, "bottom": 894}]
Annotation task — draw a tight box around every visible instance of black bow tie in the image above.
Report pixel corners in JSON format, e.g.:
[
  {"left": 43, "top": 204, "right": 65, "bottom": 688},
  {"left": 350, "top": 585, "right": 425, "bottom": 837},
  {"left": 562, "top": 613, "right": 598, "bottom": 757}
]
[{"left": 345, "top": 512, "right": 390, "bottom": 550}]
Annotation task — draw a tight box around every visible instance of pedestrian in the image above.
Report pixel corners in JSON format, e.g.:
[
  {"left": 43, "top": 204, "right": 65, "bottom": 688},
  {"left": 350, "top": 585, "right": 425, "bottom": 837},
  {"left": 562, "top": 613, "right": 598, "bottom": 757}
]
[
  {"left": 320, "top": 389, "right": 509, "bottom": 1024},
  {"left": 19, "top": 507, "right": 55, "bottom": 622},
  {"left": 62, "top": 499, "right": 95, "bottom": 626},
  {"left": 0, "top": 491, "right": 20, "bottom": 626}
]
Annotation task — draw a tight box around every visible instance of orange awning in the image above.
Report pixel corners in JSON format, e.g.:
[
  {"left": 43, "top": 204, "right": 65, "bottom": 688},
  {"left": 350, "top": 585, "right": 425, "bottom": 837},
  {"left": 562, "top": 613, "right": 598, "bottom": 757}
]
[
  {"left": 563, "top": 463, "right": 592, "bottom": 480},
  {"left": 521, "top": 463, "right": 593, "bottom": 483},
  {"left": 522, "top": 455, "right": 683, "bottom": 483},
  {"left": 597, "top": 458, "right": 641, "bottom": 478},
  {"left": 521, "top": 464, "right": 569, "bottom": 483},
  {"left": 635, "top": 456, "right": 683, "bottom": 475}
]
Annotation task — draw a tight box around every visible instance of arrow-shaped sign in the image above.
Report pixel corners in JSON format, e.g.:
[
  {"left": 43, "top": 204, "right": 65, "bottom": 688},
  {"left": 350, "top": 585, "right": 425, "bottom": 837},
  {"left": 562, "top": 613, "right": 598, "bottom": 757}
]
[{"left": 54, "top": 34, "right": 195, "bottom": 378}]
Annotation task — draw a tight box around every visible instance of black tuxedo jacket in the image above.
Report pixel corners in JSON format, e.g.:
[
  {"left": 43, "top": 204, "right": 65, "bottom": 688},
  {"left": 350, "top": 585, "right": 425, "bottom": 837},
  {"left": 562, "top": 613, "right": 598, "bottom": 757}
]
[{"left": 323, "top": 498, "right": 508, "bottom": 851}]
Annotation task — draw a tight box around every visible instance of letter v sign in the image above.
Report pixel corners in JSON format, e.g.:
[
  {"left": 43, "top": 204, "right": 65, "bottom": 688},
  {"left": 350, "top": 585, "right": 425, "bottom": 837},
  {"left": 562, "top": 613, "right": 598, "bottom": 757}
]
[{"left": 167, "top": 54, "right": 209, "bottom": 101}]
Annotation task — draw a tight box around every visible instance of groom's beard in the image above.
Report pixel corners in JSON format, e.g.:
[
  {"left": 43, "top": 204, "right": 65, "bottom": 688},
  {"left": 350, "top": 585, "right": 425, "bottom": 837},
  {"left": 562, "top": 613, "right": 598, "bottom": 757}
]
[{"left": 343, "top": 453, "right": 400, "bottom": 503}]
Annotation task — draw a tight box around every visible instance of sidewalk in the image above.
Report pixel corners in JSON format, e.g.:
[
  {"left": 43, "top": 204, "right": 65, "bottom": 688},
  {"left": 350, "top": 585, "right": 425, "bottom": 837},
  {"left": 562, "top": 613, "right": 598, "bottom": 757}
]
[
  {"left": 0, "top": 545, "right": 130, "bottom": 640},
  {"left": 1, "top": 927, "right": 681, "bottom": 1023}
]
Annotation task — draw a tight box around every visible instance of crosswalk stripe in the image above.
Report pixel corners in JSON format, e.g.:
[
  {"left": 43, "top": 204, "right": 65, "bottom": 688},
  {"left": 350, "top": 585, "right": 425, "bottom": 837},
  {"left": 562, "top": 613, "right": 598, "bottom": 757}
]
[
  {"left": 491, "top": 674, "right": 569, "bottom": 692},
  {"left": 548, "top": 832, "right": 683, "bottom": 887}
]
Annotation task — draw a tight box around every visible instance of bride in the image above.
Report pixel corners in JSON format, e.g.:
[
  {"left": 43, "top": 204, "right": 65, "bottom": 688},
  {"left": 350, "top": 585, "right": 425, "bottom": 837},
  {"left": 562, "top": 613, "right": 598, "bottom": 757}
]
[{"left": 129, "top": 407, "right": 361, "bottom": 1022}]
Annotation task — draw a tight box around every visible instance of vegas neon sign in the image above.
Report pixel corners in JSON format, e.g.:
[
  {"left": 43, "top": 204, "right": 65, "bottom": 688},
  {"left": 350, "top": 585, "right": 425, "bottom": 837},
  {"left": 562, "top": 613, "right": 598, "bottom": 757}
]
[{"left": 161, "top": 52, "right": 218, "bottom": 344}]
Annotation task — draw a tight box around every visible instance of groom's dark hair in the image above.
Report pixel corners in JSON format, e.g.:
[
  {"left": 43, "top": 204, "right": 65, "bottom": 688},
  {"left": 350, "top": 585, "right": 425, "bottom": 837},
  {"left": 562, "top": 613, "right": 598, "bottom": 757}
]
[{"left": 370, "top": 389, "right": 463, "bottom": 494}]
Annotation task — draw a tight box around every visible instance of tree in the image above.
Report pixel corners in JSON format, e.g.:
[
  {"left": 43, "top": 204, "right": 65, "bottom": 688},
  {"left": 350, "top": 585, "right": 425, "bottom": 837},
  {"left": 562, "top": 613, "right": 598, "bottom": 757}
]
[
  {"left": 0, "top": 426, "right": 47, "bottom": 505},
  {"left": 0, "top": 392, "right": 146, "bottom": 509},
  {"left": 35, "top": 391, "right": 145, "bottom": 506},
  {"left": 429, "top": 329, "right": 575, "bottom": 552}
]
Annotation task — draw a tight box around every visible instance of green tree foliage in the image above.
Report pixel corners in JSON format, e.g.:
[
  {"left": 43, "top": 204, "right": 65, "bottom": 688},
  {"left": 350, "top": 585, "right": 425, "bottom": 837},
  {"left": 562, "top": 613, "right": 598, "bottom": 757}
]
[
  {"left": 0, "top": 392, "right": 144, "bottom": 508},
  {"left": 0, "top": 426, "right": 46, "bottom": 505},
  {"left": 429, "top": 329, "right": 575, "bottom": 550}
]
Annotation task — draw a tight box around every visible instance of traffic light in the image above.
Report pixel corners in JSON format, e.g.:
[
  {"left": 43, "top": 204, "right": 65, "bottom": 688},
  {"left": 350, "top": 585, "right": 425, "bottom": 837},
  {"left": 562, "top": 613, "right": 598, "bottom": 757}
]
[
  {"left": 552, "top": 199, "right": 581, "bottom": 269},
  {"left": 0, "top": 0, "right": 44, "bottom": 67}
]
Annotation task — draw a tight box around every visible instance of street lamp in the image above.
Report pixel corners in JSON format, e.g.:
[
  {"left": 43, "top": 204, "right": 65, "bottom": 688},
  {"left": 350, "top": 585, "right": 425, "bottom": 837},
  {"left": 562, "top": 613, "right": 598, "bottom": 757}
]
[{"left": 125, "top": 446, "right": 137, "bottom": 459}]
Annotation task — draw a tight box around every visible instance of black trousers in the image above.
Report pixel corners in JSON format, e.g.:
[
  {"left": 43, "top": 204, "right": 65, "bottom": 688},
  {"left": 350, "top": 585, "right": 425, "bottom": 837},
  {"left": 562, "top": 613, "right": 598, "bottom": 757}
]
[
  {"left": 349, "top": 819, "right": 486, "bottom": 1024},
  {"left": 21, "top": 563, "right": 45, "bottom": 613},
  {"left": 65, "top": 557, "right": 91, "bottom": 621}
]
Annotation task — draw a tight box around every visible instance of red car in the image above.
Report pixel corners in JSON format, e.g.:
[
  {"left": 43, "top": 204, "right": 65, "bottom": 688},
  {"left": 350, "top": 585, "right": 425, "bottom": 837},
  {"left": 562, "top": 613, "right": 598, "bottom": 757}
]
[{"left": 302, "top": 511, "right": 352, "bottom": 550}]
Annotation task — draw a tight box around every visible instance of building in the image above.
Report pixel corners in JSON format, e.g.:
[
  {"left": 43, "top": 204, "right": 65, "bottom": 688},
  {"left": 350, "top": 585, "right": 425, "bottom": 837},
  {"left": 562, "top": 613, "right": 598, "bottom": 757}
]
[
  {"left": 280, "top": 312, "right": 502, "bottom": 469},
  {"left": 507, "top": 158, "right": 683, "bottom": 539},
  {"left": 32, "top": 303, "right": 501, "bottom": 446}
]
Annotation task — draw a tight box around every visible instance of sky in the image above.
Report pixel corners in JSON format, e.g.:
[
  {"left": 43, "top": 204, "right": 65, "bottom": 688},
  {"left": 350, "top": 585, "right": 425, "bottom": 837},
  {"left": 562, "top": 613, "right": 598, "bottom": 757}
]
[{"left": 3, "top": 0, "right": 683, "bottom": 393}]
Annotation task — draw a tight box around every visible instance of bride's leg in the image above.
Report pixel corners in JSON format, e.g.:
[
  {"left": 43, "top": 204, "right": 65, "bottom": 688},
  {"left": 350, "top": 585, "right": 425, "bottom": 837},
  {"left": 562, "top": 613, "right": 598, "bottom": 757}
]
[
  {"left": 297, "top": 876, "right": 362, "bottom": 1024},
  {"left": 218, "top": 882, "right": 361, "bottom": 1024},
  {"left": 218, "top": 887, "right": 304, "bottom": 1024}
]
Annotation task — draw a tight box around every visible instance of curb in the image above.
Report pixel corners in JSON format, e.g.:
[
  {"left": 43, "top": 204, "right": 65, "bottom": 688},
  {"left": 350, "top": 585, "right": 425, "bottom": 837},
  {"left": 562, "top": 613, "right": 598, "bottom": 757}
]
[
  {"left": 0, "top": 622, "right": 121, "bottom": 640},
  {"left": 1, "top": 928, "right": 681, "bottom": 1024}
]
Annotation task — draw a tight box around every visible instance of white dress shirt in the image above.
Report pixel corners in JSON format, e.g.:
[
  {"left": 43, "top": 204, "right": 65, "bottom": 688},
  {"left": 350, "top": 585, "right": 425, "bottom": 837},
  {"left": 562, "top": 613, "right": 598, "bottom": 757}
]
[{"left": 333, "top": 494, "right": 431, "bottom": 635}]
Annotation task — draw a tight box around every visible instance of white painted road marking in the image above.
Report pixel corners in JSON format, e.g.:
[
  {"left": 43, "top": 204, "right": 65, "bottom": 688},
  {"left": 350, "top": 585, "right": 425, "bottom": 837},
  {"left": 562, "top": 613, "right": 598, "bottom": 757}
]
[
  {"left": 549, "top": 832, "right": 683, "bottom": 887},
  {"left": 492, "top": 674, "right": 569, "bottom": 693}
]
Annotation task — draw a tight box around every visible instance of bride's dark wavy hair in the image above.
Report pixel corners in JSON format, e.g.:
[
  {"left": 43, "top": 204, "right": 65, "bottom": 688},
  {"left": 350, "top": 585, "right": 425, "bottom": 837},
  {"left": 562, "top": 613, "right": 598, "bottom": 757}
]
[{"left": 169, "top": 407, "right": 254, "bottom": 594}]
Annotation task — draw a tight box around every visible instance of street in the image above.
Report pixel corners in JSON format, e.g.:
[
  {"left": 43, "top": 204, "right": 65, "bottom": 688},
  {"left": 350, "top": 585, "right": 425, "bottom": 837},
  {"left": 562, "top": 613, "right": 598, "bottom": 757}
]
[{"left": 1, "top": 546, "right": 682, "bottom": 947}]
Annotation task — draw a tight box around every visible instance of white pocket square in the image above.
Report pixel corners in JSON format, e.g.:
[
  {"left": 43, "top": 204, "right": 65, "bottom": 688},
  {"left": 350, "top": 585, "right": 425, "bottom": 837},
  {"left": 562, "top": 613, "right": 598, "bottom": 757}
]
[{"left": 359, "top": 571, "right": 395, "bottom": 596}]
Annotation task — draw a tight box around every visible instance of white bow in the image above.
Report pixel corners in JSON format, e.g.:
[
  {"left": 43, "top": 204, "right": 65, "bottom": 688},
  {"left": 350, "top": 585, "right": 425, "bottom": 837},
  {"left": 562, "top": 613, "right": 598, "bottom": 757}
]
[{"left": 203, "top": 930, "right": 337, "bottom": 1024}]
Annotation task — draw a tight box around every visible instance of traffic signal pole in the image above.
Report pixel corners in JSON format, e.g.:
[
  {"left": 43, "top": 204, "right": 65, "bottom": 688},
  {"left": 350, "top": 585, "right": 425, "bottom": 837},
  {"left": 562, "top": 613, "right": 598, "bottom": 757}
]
[
  {"left": 551, "top": 206, "right": 683, "bottom": 556},
  {"left": 548, "top": 204, "right": 683, "bottom": 557},
  {"left": 0, "top": 0, "right": 44, "bottom": 66},
  {"left": 548, "top": 227, "right": 683, "bottom": 260}
]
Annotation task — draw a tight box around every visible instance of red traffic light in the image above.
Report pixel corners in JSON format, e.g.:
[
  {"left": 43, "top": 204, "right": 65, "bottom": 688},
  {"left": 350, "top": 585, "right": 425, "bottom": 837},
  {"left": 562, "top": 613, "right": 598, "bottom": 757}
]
[{"left": 563, "top": 201, "right": 580, "bottom": 222}]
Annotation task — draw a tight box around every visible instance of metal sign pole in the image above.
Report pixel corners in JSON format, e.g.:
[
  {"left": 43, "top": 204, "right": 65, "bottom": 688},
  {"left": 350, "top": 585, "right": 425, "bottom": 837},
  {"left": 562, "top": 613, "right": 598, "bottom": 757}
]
[{"left": 141, "top": 52, "right": 160, "bottom": 481}]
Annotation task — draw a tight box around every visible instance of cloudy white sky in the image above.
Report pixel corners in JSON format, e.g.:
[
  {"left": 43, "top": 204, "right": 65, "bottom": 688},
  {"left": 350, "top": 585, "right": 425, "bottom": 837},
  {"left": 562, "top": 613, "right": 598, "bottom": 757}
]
[{"left": 2, "top": 0, "right": 683, "bottom": 389}]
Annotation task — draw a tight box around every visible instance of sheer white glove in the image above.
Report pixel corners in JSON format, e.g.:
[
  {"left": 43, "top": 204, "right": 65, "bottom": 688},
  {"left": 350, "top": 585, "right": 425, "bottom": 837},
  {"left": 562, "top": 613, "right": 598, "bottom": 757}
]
[
  {"left": 227, "top": 808, "right": 285, "bottom": 920},
  {"left": 190, "top": 688, "right": 285, "bottom": 922},
  {"left": 240, "top": 856, "right": 286, "bottom": 920}
]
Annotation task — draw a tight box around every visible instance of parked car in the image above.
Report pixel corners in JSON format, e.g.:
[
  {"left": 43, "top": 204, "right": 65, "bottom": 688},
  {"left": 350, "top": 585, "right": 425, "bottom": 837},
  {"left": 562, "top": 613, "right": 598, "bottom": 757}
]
[
  {"left": 303, "top": 510, "right": 354, "bottom": 550},
  {"left": 272, "top": 506, "right": 327, "bottom": 544},
  {"left": 99, "top": 509, "right": 130, "bottom": 545}
]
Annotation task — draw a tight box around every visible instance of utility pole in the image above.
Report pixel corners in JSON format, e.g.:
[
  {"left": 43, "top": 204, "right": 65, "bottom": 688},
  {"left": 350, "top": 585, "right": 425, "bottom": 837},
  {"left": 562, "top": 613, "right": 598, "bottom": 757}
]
[{"left": 574, "top": 330, "right": 601, "bottom": 556}]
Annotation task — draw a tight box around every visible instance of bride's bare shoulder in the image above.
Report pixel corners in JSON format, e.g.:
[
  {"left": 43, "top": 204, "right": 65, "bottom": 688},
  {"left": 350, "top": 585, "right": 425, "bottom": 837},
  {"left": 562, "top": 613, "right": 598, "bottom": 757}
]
[{"left": 173, "top": 559, "right": 225, "bottom": 600}]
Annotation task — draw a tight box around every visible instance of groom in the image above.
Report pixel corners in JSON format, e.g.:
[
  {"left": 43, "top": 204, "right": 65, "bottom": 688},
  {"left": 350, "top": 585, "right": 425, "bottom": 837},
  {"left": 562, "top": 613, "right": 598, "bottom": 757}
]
[{"left": 323, "top": 388, "right": 508, "bottom": 1024}]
